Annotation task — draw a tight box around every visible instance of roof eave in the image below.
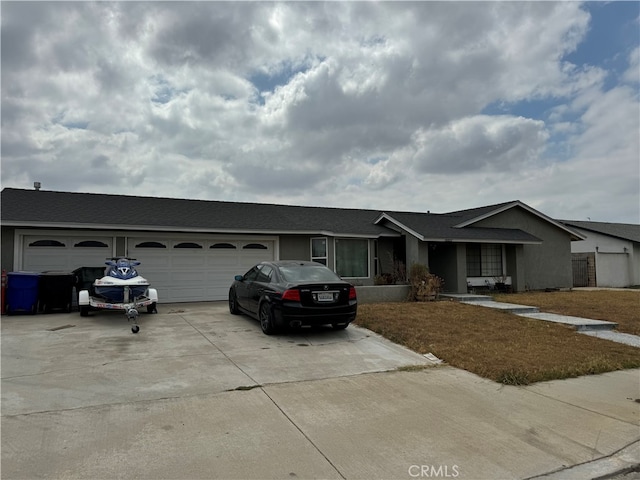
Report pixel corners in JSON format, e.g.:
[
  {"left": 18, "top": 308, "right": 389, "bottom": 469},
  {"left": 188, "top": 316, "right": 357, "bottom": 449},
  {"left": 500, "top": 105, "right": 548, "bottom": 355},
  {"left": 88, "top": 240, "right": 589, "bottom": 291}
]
[
  {"left": 561, "top": 222, "right": 635, "bottom": 243},
  {"left": 421, "top": 237, "right": 542, "bottom": 245},
  {"left": 2, "top": 221, "right": 399, "bottom": 239}
]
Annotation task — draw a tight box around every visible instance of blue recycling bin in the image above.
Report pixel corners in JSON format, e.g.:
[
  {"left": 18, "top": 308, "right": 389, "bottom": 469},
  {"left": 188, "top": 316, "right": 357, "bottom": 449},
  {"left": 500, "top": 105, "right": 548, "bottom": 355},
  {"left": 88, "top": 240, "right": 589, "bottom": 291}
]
[{"left": 6, "top": 272, "right": 41, "bottom": 314}]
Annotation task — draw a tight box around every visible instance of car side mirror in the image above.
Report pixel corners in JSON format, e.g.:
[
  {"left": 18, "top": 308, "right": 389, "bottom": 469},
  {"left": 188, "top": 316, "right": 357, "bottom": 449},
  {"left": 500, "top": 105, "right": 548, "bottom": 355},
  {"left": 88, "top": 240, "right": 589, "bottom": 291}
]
[{"left": 234, "top": 275, "right": 244, "bottom": 281}]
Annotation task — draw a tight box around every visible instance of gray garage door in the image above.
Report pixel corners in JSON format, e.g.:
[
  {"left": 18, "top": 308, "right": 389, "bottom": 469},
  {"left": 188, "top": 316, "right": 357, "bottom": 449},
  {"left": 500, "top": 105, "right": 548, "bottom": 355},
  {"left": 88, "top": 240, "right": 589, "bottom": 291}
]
[
  {"left": 128, "top": 237, "right": 275, "bottom": 302},
  {"left": 20, "top": 234, "right": 275, "bottom": 303}
]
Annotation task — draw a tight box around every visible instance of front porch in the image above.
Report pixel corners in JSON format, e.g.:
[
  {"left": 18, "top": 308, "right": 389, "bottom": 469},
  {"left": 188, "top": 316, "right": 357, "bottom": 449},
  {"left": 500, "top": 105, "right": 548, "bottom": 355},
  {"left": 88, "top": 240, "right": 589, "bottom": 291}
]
[{"left": 400, "top": 238, "right": 525, "bottom": 294}]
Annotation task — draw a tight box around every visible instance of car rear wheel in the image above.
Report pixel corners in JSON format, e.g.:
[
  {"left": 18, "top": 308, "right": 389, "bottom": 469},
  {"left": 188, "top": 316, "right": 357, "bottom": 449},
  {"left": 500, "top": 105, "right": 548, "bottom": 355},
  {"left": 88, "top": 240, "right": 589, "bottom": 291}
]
[
  {"left": 332, "top": 322, "right": 349, "bottom": 330},
  {"left": 259, "top": 302, "right": 276, "bottom": 335},
  {"left": 229, "top": 290, "right": 240, "bottom": 315}
]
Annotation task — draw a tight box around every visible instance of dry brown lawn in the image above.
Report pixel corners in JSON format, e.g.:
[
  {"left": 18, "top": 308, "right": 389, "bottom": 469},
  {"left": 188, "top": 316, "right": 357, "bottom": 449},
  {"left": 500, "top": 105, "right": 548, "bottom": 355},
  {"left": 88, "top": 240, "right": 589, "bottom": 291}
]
[
  {"left": 493, "top": 290, "right": 640, "bottom": 335},
  {"left": 355, "top": 297, "right": 640, "bottom": 385}
]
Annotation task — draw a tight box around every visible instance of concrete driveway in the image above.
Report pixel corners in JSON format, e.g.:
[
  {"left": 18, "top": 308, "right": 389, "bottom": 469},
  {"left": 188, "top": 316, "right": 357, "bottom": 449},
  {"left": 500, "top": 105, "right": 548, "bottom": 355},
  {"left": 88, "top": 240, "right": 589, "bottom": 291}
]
[{"left": 2, "top": 302, "right": 638, "bottom": 479}]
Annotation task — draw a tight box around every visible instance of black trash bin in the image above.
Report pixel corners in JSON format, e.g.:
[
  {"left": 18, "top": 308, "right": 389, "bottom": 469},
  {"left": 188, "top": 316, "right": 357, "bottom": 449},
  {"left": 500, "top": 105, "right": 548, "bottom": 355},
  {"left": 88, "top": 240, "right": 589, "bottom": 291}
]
[
  {"left": 72, "top": 266, "right": 106, "bottom": 298},
  {"left": 39, "top": 271, "right": 75, "bottom": 313}
]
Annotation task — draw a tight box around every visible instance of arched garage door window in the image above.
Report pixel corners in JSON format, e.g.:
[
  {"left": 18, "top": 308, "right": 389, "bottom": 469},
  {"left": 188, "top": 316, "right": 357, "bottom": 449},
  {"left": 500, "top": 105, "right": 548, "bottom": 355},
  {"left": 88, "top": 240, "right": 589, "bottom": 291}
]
[
  {"left": 135, "top": 242, "right": 167, "bottom": 248},
  {"left": 174, "top": 242, "right": 203, "bottom": 249},
  {"left": 243, "top": 243, "right": 268, "bottom": 250},
  {"left": 211, "top": 243, "right": 237, "bottom": 249},
  {"left": 74, "top": 240, "right": 109, "bottom": 248},
  {"left": 29, "top": 240, "right": 66, "bottom": 247}
]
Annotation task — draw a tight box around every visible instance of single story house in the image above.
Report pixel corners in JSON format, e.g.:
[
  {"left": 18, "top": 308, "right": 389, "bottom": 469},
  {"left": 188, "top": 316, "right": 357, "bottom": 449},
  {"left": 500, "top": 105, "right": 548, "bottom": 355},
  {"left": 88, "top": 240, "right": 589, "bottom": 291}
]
[
  {"left": 560, "top": 220, "right": 640, "bottom": 288},
  {"left": 1, "top": 188, "right": 583, "bottom": 303}
]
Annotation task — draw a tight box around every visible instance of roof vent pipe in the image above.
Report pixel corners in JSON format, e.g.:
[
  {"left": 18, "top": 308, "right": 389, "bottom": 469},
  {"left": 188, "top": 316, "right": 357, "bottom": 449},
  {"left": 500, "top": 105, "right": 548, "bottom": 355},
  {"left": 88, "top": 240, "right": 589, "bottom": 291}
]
[{"left": 34, "top": 182, "right": 41, "bottom": 190}]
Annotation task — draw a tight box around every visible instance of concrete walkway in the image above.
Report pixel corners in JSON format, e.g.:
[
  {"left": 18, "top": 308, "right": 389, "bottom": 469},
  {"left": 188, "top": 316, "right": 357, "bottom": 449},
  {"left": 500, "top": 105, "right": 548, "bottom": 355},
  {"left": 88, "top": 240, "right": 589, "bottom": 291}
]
[{"left": 443, "top": 294, "right": 640, "bottom": 348}]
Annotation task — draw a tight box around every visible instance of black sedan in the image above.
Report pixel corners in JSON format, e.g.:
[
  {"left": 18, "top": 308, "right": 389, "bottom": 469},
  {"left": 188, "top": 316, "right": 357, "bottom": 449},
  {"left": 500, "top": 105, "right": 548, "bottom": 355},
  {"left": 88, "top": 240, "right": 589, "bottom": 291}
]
[{"left": 228, "top": 261, "right": 357, "bottom": 335}]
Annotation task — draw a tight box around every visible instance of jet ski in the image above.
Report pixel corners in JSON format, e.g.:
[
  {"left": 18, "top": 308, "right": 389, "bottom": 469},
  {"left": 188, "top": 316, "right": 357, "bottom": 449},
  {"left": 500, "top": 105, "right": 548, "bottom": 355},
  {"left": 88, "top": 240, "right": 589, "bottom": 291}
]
[
  {"left": 94, "top": 258, "right": 149, "bottom": 303},
  {"left": 78, "top": 257, "right": 158, "bottom": 333}
]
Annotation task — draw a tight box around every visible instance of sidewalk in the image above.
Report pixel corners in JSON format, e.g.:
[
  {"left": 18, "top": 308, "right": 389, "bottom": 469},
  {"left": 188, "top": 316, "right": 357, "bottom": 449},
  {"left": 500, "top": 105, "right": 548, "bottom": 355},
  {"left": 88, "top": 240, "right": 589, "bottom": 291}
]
[
  {"left": 443, "top": 294, "right": 640, "bottom": 348},
  {"left": 528, "top": 439, "right": 640, "bottom": 479}
]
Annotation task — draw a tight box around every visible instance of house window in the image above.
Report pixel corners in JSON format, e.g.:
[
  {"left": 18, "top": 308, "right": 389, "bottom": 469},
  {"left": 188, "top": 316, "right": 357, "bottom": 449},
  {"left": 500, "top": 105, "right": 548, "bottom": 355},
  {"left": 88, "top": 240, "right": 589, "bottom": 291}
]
[
  {"left": 466, "top": 244, "right": 503, "bottom": 276},
  {"left": 336, "top": 239, "right": 368, "bottom": 278},
  {"left": 311, "top": 237, "right": 327, "bottom": 265}
]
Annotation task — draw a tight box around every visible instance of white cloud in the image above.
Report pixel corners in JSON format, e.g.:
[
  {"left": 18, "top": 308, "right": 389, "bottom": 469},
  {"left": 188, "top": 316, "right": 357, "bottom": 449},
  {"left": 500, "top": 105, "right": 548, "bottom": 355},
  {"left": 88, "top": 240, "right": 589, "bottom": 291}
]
[
  {"left": 622, "top": 46, "right": 639, "bottom": 84},
  {"left": 410, "top": 115, "right": 549, "bottom": 174},
  {"left": 1, "top": 1, "right": 638, "bottom": 222}
]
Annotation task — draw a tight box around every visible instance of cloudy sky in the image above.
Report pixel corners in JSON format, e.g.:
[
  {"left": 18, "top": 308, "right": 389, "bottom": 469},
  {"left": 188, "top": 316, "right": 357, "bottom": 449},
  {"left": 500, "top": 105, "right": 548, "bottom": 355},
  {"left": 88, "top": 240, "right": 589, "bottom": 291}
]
[{"left": 2, "top": 1, "right": 639, "bottom": 223}]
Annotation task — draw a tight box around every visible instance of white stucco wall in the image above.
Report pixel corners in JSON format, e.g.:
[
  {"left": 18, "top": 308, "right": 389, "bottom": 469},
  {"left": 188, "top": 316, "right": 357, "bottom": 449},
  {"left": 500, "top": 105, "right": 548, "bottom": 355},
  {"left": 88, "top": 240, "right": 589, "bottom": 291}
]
[{"left": 570, "top": 227, "right": 638, "bottom": 287}]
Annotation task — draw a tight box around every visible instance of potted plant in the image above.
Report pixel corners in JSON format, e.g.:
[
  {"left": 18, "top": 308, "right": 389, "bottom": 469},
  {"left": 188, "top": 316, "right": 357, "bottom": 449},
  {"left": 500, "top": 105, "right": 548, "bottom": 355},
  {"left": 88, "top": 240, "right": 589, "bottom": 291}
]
[{"left": 492, "top": 275, "right": 509, "bottom": 293}]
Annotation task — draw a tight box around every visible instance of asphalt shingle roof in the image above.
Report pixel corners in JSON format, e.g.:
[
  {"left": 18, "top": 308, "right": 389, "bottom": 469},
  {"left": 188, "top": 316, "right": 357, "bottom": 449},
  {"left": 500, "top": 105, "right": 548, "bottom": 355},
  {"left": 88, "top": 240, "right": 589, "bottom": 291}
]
[
  {"left": 1, "top": 188, "right": 542, "bottom": 243},
  {"left": 560, "top": 220, "right": 640, "bottom": 244},
  {"left": 0, "top": 188, "right": 391, "bottom": 236},
  {"left": 379, "top": 210, "right": 541, "bottom": 242}
]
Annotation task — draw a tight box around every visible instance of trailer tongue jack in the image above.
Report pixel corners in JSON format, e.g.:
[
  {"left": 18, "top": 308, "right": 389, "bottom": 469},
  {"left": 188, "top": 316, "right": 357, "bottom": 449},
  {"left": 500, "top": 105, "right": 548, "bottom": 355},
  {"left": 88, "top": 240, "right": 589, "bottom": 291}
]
[{"left": 126, "top": 307, "right": 140, "bottom": 334}]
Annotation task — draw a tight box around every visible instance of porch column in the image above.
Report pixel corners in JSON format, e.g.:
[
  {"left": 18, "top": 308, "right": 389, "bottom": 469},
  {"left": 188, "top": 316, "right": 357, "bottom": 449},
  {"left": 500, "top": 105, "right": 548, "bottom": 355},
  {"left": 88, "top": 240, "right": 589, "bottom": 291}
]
[
  {"left": 454, "top": 243, "right": 467, "bottom": 293},
  {"left": 506, "top": 245, "right": 525, "bottom": 292},
  {"left": 405, "top": 235, "right": 420, "bottom": 268}
]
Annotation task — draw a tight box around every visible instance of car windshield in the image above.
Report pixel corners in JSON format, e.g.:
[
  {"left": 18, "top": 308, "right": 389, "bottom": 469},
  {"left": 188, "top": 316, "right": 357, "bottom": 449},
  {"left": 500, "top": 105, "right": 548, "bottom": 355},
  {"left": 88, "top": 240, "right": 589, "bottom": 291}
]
[{"left": 278, "top": 265, "right": 342, "bottom": 283}]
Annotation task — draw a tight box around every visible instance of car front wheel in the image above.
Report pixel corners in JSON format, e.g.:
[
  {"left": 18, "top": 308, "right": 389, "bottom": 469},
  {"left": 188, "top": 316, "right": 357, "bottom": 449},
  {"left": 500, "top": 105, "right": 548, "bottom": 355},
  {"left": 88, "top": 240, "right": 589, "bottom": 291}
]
[{"left": 259, "top": 302, "right": 276, "bottom": 335}]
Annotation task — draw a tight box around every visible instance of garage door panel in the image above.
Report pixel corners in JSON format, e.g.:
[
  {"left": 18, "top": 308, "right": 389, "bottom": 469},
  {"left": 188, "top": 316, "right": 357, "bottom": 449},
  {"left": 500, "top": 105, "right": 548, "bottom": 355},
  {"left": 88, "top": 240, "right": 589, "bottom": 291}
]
[
  {"left": 240, "top": 254, "right": 271, "bottom": 266},
  {"left": 206, "top": 256, "right": 238, "bottom": 267},
  {"left": 24, "top": 252, "right": 70, "bottom": 271},
  {"left": 170, "top": 256, "right": 207, "bottom": 267},
  {"left": 210, "top": 269, "right": 238, "bottom": 282},
  {"left": 209, "top": 268, "right": 240, "bottom": 280},
  {"left": 169, "top": 271, "right": 207, "bottom": 284},
  {"left": 166, "top": 286, "right": 209, "bottom": 302},
  {"left": 138, "top": 255, "right": 171, "bottom": 268}
]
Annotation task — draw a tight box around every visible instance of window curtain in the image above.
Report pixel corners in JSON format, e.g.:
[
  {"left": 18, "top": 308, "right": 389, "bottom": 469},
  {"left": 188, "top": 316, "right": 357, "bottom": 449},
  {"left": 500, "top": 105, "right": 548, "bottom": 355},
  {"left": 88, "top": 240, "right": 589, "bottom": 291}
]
[{"left": 336, "top": 239, "right": 368, "bottom": 277}]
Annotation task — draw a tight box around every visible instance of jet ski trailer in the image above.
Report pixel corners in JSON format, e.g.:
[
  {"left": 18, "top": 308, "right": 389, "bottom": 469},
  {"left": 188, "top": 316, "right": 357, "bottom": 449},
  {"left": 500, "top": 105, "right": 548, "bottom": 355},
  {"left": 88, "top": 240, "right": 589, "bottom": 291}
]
[{"left": 78, "top": 258, "right": 158, "bottom": 333}]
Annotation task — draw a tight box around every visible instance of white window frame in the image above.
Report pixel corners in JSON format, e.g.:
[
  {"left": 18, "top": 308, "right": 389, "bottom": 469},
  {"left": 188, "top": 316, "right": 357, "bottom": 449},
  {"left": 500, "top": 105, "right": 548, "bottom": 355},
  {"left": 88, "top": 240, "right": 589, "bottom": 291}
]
[{"left": 311, "top": 237, "right": 328, "bottom": 265}]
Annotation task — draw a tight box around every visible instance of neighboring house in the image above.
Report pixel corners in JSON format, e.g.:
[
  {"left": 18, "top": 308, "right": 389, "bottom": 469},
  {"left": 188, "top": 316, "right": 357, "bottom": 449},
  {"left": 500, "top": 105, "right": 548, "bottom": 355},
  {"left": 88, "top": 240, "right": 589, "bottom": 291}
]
[
  {"left": 560, "top": 220, "right": 640, "bottom": 288},
  {"left": 1, "top": 188, "right": 582, "bottom": 303}
]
